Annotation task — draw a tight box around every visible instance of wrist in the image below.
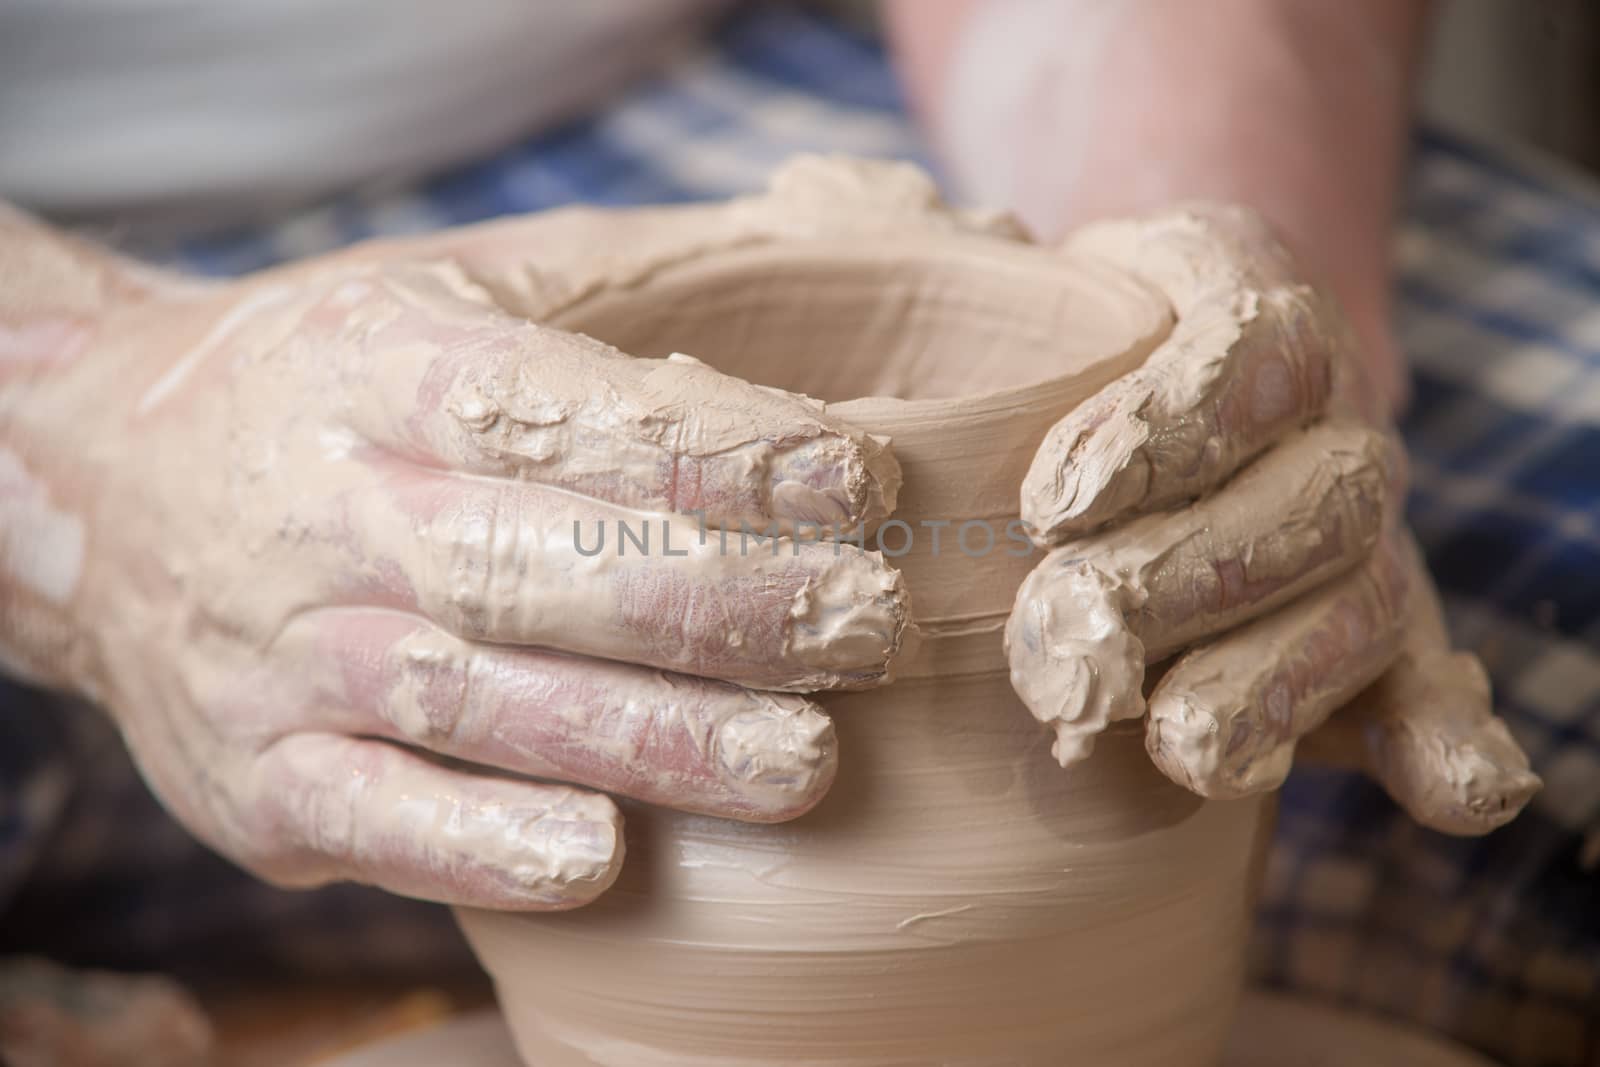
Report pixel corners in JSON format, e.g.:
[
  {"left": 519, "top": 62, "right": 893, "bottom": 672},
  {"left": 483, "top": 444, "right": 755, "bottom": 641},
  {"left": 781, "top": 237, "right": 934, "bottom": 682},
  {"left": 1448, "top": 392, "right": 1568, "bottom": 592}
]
[
  {"left": 0, "top": 409, "right": 91, "bottom": 692},
  {"left": 0, "top": 207, "right": 155, "bottom": 692}
]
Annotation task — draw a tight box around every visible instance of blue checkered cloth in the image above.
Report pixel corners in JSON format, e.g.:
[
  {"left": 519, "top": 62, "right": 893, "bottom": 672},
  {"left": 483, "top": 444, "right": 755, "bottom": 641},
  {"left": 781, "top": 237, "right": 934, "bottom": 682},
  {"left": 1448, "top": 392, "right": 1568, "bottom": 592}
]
[{"left": 3, "top": 5, "right": 1597, "bottom": 1063}]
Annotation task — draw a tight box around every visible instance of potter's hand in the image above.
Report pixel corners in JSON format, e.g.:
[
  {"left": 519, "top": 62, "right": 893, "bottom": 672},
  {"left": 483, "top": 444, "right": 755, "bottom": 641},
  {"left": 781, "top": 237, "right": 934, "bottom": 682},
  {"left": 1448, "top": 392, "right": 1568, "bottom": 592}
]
[
  {"left": 0, "top": 209, "right": 907, "bottom": 909},
  {"left": 1005, "top": 205, "right": 1538, "bottom": 833}
]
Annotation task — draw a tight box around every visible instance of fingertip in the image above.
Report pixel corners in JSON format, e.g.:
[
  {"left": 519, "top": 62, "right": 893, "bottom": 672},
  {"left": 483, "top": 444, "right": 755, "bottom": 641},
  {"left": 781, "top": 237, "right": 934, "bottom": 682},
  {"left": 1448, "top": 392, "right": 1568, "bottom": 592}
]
[
  {"left": 858, "top": 432, "right": 902, "bottom": 521},
  {"left": 1017, "top": 412, "right": 1136, "bottom": 546},
  {"left": 1402, "top": 767, "right": 1542, "bottom": 838},
  {"left": 1144, "top": 691, "right": 1222, "bottom": 796},
  {"left": 783, "top": 549, "right": 911, "bottom": 690},
  {"left": 251, "top": 734, "right": 628, "bottom": 912},
  {"left": 709, "top": 695, "right": 839, "bottom": 822},
  {"left": 1006, "top": 555, "right": 1148, "bottom": 767},
  {"left": 766, "top": 429, "right": 902, "bottom": 532},
  {"left": 495, "top": 795, "right": 626, "bottom": 911},
  {"left": 1370, "top": 675, "right": 1544, "bottom": 838}
]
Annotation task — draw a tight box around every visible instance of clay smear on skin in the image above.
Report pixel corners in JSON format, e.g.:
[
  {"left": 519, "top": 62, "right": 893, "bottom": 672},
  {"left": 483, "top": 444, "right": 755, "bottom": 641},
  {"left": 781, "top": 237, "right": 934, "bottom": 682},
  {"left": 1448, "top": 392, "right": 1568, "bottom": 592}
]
[
  {"left": 346, "top": 619, "right": 840, "bottom": 822},
  {"left": 320, "top": 262, "right": 904, "bottom": 534},
  {"left": 0, "top": 448, "right": 84, "bottom": 605},
  {"left": 195, "top": 265, "right": 908, "bottom": 881},
  {"left": 0, "top": 203, "right": 176, "bottom": 375},
  {"left": 0, "top": 210, "right": 120, "bottom": 688},
  {"left": 0, "top": 317, "right": 92, "bottom": 372},
  {"left": 0, "top": 174, "right": 919, "bottom": 910},
  {"left": 1022, "top": 206, "right": 1335, "bottom": 543},
  {"left": 1299, "top": 534, "right": 1542, "bottom": 834},
  {"left": 254, "top": 729, "right": 625, "bottom": 907},
  {"left": 0, "top": 448, "right": 86, "bottom": 688},
  {"left": 1008, "top": 420, "right": 1395, "bottom": 766},
  {"left": 1146, "top": 530, "right": 1412, "bottom": 798},
  {"left": 266, "top": 262, "right": 913, "bottom": 690}
]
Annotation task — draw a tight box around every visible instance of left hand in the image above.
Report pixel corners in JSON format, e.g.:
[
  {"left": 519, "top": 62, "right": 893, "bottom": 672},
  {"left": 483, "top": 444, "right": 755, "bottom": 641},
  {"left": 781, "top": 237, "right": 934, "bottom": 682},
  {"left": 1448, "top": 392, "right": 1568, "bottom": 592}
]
[{"left": 1005, "top": 204, "right": 1539, "bottom": 834}]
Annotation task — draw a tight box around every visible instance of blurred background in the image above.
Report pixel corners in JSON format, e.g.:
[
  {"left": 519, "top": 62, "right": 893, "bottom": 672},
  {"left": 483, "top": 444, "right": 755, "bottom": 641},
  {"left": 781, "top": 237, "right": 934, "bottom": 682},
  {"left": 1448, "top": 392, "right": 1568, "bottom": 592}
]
[
  {"left": 1420, "top": 0, "right": 1599, "bottom": 174},
  {"left": 820, "top": 0, "right": 1600, "bottom": 175}
]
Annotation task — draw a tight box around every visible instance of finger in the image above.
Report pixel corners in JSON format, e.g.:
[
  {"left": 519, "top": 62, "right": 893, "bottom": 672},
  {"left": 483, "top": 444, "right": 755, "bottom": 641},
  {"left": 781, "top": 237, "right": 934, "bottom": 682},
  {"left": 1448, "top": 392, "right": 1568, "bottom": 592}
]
[
  {"left": 303, "top": 264, "right": 899, "bottom": 533},
  {"left": 287, "top": 611, "right": 836, "bottom": 823},
  {"left": 1024, "top": 204, "right": 1340, "bottom": 542},
  {"left": 1006, "top": 420, "right": 1396, "bottom": 766},
  {"left": 338, "top": 466, "right": 909, "bottom": 692},
  {"left": 1298, "top": 535, "right": 1540, "bottom": 834},
  {"left": 1306, "top": 650, "right": 1541, "bottom": 835},
  {"left": 246, "top": 733, "right": 623, "bottom": 910},
  {"left": 1144, "top": 531, "right": 1411, "bottom": 799}
]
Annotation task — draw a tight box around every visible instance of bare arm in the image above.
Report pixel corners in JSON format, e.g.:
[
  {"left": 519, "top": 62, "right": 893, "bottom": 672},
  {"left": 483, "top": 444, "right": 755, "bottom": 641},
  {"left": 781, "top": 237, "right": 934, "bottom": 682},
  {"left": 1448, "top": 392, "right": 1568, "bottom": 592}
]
[
  {"left": 0, "top": 206, "right": 148, "bottom": 690},
  {"left": 886, "top": 0, "right": 1431, "bottom": 409},
  {"left": 886, "top": 11, "right": 1536, "bottom": 831}
]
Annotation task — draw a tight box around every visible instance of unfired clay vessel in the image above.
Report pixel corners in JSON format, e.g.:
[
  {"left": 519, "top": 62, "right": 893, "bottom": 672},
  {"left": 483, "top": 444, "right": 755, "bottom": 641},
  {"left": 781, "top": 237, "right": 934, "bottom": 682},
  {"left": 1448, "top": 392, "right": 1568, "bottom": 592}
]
[{"left": 456, "top": 161, "right": 1272, "bottom": 1066}]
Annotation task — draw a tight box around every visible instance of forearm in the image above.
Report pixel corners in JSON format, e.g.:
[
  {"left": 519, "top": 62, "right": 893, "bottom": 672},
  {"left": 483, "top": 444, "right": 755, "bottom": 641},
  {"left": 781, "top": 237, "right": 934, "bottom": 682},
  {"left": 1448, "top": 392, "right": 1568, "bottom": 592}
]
[
  {"left": 887, "top": 0, "right": 1431, "bottom": 406},
  {"left": 0, "top": 206, "right": 144, "bottom": 688}
]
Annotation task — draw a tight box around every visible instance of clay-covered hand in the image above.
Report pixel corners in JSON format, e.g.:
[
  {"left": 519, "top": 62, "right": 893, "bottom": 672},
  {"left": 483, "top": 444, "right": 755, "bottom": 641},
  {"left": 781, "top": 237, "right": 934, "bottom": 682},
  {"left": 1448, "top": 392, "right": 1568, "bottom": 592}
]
[
  {"left": 1005, "top": 205, "right": 1539, "bottom": 834},
  {"left": 0, "top": 211, "right": 907, "bottom": 910}
]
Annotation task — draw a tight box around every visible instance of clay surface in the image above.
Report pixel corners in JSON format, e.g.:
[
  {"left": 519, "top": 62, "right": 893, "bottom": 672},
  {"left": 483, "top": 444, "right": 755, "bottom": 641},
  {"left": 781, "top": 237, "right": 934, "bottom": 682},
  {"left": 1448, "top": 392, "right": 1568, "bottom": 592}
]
[
  {"left": 458, "top": 166, "right": 1270, "bottom": 1066},
  {"left": 324, "top": 995, "right": 1505, "bottom": 1067}
]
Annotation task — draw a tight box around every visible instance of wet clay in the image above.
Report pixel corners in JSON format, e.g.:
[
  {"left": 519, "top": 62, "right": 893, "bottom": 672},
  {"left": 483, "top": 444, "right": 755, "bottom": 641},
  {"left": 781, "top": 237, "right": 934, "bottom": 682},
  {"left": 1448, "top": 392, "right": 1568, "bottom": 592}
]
[
  {"left": 1009, "top": 420, "right": 1397, "bottom": 767},
  {"left": 458, "top": 164, "right": 1270, "bottom": 1066}
]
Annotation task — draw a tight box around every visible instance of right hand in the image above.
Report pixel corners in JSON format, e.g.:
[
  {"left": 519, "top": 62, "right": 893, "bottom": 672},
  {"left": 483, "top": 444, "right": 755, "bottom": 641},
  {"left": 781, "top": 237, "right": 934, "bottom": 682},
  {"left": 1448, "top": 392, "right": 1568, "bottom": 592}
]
[
  {"left": 0, "top": 210, "right": 907, "bottom": 910},
  {"left": 1004, "top": 204, "right": 1538, "bottom": 834}
]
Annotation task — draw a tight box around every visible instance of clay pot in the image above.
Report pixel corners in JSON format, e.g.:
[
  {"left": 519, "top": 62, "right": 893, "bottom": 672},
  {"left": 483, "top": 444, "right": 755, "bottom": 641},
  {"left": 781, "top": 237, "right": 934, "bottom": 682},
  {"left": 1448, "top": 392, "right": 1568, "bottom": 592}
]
[{"left": 457, "top": 166, "right": 1271, "bottom": 1066}]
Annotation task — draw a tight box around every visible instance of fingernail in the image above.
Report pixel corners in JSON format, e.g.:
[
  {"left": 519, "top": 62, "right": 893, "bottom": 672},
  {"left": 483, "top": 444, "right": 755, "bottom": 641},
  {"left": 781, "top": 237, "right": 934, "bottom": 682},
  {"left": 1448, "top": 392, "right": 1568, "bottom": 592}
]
[
  {"left": 784, "top": 553, "right": 908, "bottom": 687},
  {"left": 715, "top": 694, "right": 836, "bottom": 815}
]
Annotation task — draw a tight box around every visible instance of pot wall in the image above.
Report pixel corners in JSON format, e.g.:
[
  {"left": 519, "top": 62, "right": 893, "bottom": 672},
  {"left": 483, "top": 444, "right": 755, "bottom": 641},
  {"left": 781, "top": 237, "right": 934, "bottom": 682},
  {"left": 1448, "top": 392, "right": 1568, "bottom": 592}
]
[{"left": 458, "top": 220, "right": 1270, "bottom": 1067}]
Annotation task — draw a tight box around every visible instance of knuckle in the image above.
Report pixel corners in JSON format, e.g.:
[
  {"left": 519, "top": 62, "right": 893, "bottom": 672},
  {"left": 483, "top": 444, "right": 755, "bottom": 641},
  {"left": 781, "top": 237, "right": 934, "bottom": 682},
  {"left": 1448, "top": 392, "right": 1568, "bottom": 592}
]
[
  {"left": 429, "top": 498, "right": 494, "bottom": 636},
  {"left": 231, "top": 795, "right": 336, "bottom": 892},
  {"left": 421, "top": 485, "right": 535, "bottom": 639},
  {"left": 380, "top": 630, "right": 478, "bottom": 746},
  {"left": 239, "top": 738, "right": 369, "bottom": 886}
]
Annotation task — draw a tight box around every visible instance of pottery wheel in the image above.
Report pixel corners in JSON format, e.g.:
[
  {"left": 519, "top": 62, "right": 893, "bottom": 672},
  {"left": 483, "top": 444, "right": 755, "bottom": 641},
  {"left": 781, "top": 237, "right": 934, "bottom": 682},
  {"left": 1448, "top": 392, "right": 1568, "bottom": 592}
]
[{"left": 323, "top": 990, "right": 1503, "bottom": 1067}]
